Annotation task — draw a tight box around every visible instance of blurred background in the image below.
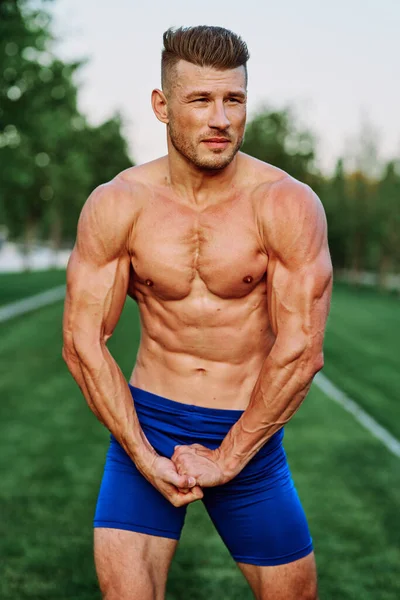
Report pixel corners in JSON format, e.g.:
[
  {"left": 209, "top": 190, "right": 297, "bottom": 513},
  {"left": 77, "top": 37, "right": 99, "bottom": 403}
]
[{"left": 0, "top": 1, "right": 399, "bottom": 599}]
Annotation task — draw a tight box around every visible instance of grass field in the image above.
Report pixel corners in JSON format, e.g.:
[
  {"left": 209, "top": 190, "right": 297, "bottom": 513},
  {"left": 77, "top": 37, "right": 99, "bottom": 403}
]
[
  {"left": 0, "top": 269, "right": 66, "bottom": 307},
  {"left": 323, "top": 282, "right": 400, "bottom": 438},
  {"left": 0, "top": 272, "right": 399, "bottom": 599}
]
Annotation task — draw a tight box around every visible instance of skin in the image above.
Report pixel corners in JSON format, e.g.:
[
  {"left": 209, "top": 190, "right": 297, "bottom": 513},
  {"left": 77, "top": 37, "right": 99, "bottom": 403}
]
[{"left": 62, "top": 59, "right": 332, "bottom": 599}]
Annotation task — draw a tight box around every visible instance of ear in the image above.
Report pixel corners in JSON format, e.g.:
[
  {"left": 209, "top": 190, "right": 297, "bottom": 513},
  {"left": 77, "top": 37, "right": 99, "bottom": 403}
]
[{"left": 152, "top": 88, "right": 169, "bottom": 124}]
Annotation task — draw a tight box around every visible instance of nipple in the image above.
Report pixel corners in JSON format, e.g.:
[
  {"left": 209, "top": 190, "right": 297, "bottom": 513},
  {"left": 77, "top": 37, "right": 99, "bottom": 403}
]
[
  {"left": 243, "top": 275, "right": 253, "bottom": 284},
  {"left": 145, "top": 279, "right": 154, "bottom": 287}
]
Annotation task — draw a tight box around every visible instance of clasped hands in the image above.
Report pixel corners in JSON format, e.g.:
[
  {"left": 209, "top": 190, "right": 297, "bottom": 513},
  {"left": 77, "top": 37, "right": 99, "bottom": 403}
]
[{"left": 144, "top": 443, "right": 228, "bottom": 508}]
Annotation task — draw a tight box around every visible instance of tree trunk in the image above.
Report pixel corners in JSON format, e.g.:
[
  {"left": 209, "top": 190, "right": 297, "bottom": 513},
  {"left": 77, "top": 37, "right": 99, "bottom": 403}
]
[
  {"left": 377, "top": 252, "right": 391, "bottom": 291},
  {"left": 349, "top": 232, "right": 363, "bottom": 285},
  {"left": 22, "top": 216, "right": 37, "bottom": 272},
  {"left": 49, "top": 209, "right": 62, "bottom": 268}
]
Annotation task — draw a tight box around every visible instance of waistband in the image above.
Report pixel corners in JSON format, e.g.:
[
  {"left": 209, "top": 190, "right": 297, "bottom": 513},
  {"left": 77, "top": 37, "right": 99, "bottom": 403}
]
[
  {"left": 128, "top": 384, "right": 284, "bottom": 448},
  {"left": 129, "top": 384, "right": 244, "bottom": 420}
]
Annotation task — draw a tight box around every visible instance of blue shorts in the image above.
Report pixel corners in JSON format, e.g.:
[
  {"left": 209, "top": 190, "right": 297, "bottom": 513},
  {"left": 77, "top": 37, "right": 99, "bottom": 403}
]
[{"left": 94, "top": 385, "right": 313, "bottom": 566}]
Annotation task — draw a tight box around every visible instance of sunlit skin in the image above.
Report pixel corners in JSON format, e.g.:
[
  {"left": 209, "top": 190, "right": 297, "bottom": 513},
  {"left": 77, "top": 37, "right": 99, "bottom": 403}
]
[{"left": 62, "top": 58, "right": 332, "bottom": 599}]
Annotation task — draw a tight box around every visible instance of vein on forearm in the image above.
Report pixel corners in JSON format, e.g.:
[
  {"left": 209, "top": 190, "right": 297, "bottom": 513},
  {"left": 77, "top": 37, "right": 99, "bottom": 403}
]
[
  {"left": 66, "top": 341, "right": 154, "bottom": 462},
  {"left": 218, "top": 330, "right": 323, "bottom": 477}
]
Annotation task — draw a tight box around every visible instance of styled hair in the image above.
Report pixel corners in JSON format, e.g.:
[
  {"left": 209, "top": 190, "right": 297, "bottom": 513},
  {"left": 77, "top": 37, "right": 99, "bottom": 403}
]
[{"left": 161, "top": 25, "right": 249, "bottom": 92}]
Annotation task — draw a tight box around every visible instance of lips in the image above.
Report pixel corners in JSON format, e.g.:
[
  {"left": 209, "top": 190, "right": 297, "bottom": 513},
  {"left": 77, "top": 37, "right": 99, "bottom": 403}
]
[{"left": 202, "top": 138, "right": 231, "bottom": 150}]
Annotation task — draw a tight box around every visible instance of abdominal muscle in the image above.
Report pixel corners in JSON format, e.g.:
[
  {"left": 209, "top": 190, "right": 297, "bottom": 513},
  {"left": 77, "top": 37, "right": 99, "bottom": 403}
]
[{"left": 129, "top": 283, "right": 274, "bottom": 410}]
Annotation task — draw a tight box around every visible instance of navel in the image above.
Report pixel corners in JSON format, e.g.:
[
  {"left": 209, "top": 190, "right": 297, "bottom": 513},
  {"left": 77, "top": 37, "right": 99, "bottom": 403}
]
[
  {"left": 145, "top": 278, "right": 154, "bottom": 287},
  {"left": 243, "top": 275, "right": 253, "bottom": 284}
]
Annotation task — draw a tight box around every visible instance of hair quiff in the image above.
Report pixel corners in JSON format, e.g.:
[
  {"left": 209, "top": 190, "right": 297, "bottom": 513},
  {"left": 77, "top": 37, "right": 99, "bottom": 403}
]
[{"left": 161, "top": 25, "right": 249, "bottom": 92}]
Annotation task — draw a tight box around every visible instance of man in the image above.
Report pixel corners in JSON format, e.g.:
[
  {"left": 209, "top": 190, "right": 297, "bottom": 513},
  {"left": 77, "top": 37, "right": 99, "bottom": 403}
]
[{"left": 62, "top": 25, "right": 332, "bottom": 600}]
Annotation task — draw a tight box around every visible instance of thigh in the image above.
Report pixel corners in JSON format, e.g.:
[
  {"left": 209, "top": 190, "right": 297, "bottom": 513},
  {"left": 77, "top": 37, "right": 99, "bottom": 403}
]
[
  {"left": 94, "top": 527, "right": 178, "bottom": 600},
  {"left": 93, "top": 435, "right": 187, "bottom": 599},
  {"left": 94, "top": 434, "right": 187, "bottom": 539},
  {"left": 204, "top": 446, "right": 313, "bottom": 567},
  {"left": 237, "top": 551, "right": 318, "bottom": 600}
]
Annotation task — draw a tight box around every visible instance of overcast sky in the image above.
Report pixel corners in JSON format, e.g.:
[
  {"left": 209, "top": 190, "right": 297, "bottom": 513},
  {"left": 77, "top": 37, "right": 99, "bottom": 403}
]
[{"left": 50, "top": 0, "right": 399, "bottom": 174}]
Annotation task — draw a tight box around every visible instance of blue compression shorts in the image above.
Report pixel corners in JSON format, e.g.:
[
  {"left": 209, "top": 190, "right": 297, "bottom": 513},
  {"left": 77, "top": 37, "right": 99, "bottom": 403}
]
[{"left": 94, "top": 385, "right": 313, "bottom": 566}]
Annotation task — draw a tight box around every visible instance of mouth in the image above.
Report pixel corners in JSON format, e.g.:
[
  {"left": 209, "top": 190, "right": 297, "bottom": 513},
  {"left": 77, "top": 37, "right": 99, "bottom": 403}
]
[{"left": 201, "top": 138, "right": 231, "bottom": 150}]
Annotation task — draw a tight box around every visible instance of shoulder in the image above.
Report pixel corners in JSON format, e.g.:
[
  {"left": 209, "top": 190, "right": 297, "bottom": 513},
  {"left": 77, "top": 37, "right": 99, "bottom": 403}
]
[
  {"left": 78, "top": 156, "right": 167, "bottom": 234},
  {"left": 240, "top": 151, "right": 321, "bottom": 215},
  {"left": 262, "top": 175, "right": 324, "bottom": 230},
  {"left": 75, "top": 175, "right": 141, "bottom": 263},
  {"left": 254, "top": 172, "right": 327, "bottom": 264},
  {"left": 78, "top": 178, "right": 135, "bottom": 235}
]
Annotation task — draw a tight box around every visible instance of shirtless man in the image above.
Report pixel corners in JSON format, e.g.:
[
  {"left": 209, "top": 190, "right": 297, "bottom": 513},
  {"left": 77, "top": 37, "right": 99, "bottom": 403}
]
[{"left": 62, "top": 25, "right": 332, "bottom": 600}]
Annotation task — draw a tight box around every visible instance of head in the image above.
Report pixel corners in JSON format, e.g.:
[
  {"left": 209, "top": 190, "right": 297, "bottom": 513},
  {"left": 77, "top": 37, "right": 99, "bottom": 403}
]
[{"left": 152, "top": 25, "right": 249, "bottom": 171}]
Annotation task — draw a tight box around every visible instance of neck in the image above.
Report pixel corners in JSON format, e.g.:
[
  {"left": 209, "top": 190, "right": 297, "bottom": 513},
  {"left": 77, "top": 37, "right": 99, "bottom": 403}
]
[{"left": 166, "top": 137, "right": 240, "bottom": 206}]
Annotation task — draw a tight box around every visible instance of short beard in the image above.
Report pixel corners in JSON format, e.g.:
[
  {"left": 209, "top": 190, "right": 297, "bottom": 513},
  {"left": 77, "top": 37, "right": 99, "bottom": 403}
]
[{"left": 168, "top": 122, "right": 243, "bottom": 171}]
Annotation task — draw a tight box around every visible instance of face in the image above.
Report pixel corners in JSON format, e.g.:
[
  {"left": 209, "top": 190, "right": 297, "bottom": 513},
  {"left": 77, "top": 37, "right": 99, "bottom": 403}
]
[{"left": 162, "top": 60, "right": 247, "bottom": 171}]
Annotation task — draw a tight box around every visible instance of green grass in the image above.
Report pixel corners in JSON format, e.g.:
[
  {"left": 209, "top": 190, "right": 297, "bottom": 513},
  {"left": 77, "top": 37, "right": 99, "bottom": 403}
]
[
  {"left": 0, "top": 268, "right": 66, "bottom": 306},
  {"left": 324, "top": 282, "right": 400, "bottom": 438},
  {"left": 0, "top": 282, "right": 399, "bottom": 599}
]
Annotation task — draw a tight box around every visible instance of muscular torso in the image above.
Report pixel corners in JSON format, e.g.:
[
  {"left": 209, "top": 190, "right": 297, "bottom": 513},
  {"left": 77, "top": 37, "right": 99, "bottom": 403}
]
[{"left": 120, "top": 154, "right": 285, "bottom": 409}]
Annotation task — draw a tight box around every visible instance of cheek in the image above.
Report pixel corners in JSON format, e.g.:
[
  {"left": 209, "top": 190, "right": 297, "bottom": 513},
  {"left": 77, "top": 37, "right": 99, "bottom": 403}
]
[
  {"left": 230, "top": 107, "right": 247, "bottom": 128},
  {"left": 171, "top": 112, "right": 201, "bottom": 137}
]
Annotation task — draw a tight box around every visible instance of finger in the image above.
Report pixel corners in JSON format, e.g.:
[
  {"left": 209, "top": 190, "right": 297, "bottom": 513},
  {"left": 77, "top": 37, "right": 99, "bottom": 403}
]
[
  {"left": 184, "top": 484, "right": 203, "bottom": 497},
  {"left": 172, "top": 487, "right": 204, "bottom": 506},
  {"left": 177, "top": 483, "right": 203, "bottom": 494},
  {"left": 161, "top": 482, "right": 203, "bottom": 506},
  {"left": 165, "top": 470, "right": 197, "bottom": 489}
]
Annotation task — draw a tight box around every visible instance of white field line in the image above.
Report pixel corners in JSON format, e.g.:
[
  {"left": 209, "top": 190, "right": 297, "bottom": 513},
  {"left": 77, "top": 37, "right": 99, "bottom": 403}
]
[
  {"left": 1, "top": 285, "right": 399, "bottom": 459},
  {"left": 0, "top": 285, "right": 66, "bottom": 323},
  {"left": 314, "top": 372, "right": 400, "bottom": 458}
]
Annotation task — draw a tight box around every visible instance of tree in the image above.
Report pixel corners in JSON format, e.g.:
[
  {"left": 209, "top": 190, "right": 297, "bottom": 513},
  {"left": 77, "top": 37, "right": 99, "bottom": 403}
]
[
  {"left": 0, "top": 0, "right": 134, "bottom": 268},
  {"left": 322, "top": 158, "right": 349, "bottom": 269},
  {"left": 375, "top": 161, "right": 400, "bottom": 288},
  {"left": 241, "top": 106, "right": 319, "bottom": 187}
]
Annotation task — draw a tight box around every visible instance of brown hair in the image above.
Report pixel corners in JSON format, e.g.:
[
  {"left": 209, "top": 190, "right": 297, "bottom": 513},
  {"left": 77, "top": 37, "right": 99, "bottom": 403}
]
[{"left": 161, "top": 26, "right": 250, "bottom": 92}]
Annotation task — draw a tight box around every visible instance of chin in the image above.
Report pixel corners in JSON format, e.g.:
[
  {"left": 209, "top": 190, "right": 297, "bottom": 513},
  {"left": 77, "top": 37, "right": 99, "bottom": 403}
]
[{"left": 193, "top": 150, "right": 237, "bottom": 171}]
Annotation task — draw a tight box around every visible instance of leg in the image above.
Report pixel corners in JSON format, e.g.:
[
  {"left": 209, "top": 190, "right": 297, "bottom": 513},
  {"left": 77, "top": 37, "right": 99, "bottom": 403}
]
[
  {"left": 94, "top": 527, "right": 178, "bottom": 600},
  {"left": 203, "top": 439, "right": 316, "bottom": 600},
  {"left": 237, "top": 552, "right": 318, "bottom": 600},
  {"left": 93, "top": 434, "right": 187, "bottom": 599}
]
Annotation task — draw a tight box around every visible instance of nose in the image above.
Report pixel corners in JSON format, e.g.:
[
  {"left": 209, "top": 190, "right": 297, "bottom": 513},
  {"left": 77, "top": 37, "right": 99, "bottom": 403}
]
[{"left": 208, "top": 100, "right": 230, "bottom": 130}]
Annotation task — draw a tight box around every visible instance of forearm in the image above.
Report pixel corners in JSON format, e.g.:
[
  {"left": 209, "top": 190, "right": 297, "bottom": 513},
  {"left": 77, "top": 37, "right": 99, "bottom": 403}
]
[
  {"left": 63, "top": 343, "right": 157, "bottom": 469},
  {"left": 217, "top": 343, "right": 322, "bottom": 481}
]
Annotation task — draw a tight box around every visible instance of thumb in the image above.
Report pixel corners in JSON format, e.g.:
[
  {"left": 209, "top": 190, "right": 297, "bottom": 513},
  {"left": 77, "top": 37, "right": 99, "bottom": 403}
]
[{"left": 168, "top": 471, "right": 196, "bottom": 489}]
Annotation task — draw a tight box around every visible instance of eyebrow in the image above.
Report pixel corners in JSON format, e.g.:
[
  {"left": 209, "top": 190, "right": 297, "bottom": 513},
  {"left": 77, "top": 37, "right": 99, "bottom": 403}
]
[{"left": 185, "top": 90, "right": 246, "bottom": 100}]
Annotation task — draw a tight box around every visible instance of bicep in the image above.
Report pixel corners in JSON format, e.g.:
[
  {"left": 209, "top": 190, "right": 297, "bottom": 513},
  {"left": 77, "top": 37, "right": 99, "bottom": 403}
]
[
  {"left": 264, "top": 179, "right": 333, "bottom": 343},
  {"left": 267, "top": 250, "right": 332, "bottom": 344},
  {"left": 63, "top": 247, "right": 130, "bottom": 355},
  {"left": 63, "top": 186, "right": 132, "bottom": 355}
]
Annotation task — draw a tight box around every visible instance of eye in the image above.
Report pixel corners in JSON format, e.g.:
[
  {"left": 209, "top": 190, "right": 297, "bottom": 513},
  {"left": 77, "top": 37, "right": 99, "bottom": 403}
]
[{"left": 192, "top": 98, "right": 208, "bottom": 103}]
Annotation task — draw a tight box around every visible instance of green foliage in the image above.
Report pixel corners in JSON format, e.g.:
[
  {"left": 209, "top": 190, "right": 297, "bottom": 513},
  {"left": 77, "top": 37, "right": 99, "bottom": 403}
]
[
  {"left": 0, "top": 0, "right": 133, "bottom": 253},
  {"left": 241, "top": 106, "right": 319, "bottom": 187},
  {"left": 242, "top": 107, "right": 400, "bottom": 281},
  {"left": 1, "top": 3, "right": 398, "bottom": 282}
]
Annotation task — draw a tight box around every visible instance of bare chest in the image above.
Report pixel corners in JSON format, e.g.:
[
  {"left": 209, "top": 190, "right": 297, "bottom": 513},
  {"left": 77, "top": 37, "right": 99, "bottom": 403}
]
[{"left": 130, "top": 194, "right": 268, "bottom": 300}]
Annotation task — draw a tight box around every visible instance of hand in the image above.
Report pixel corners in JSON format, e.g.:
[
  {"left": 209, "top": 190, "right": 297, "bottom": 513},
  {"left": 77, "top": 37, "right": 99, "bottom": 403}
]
[
  {"left": 171, "top": 444, "right": 227, "bottom": 487},
  {"left": 138, "top": 453, "right": 204, "bottom": 507}
]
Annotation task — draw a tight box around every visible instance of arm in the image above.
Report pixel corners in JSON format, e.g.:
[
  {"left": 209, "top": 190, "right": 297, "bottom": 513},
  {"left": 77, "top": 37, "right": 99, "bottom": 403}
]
[
  {"left": 172, "top": 178, "right": 332, "bottom": 484},
  {"left": 62, "top": 181, "right": 202, "bottom": 505}
]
